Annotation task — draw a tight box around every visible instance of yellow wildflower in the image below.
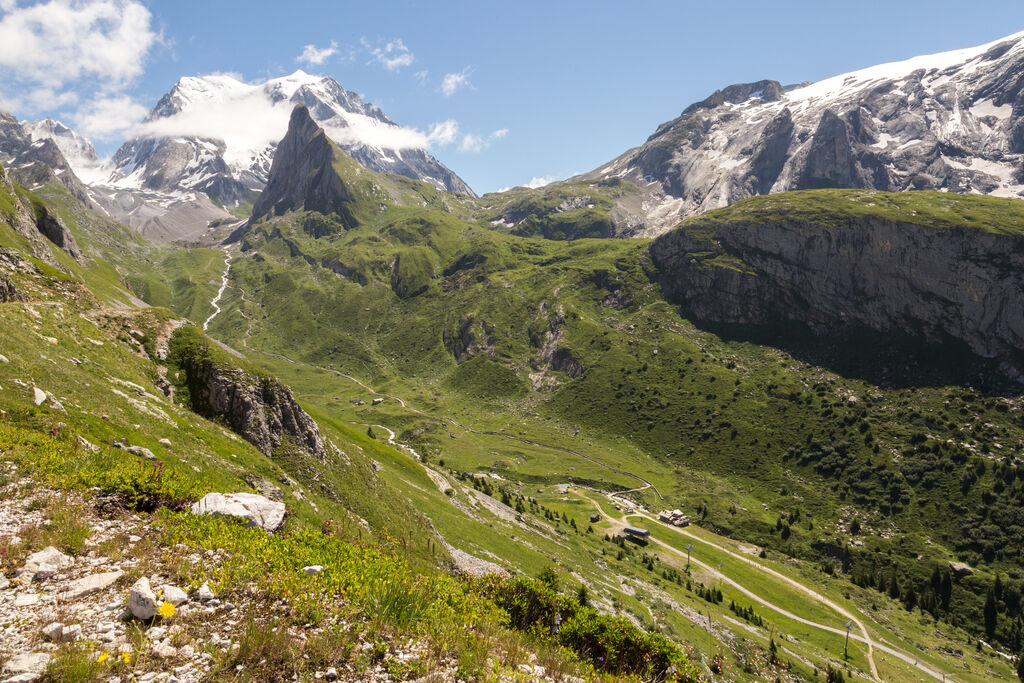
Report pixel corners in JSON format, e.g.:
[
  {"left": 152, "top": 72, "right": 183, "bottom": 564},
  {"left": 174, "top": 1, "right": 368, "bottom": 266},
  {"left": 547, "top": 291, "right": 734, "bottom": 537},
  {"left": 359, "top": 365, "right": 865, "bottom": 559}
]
[
  {"left": 96, "top": 652, "right": 109, "bottom": 664},
  {"left": 120, "top": 651, "right": 132, "bottom": 665},
  {"left": 157, "top": 601, "right": 176, "bottom": 618}
]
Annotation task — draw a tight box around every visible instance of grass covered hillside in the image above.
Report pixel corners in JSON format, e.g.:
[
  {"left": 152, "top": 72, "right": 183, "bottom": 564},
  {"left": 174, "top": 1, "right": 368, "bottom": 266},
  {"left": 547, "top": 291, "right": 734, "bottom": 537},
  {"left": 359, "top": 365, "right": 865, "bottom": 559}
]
[
  {"left": 0, "top": 183, "right": 707, "bottom": 681},
  {"left": 163, "top": 158, "right": 1024, "bottom": 677}
]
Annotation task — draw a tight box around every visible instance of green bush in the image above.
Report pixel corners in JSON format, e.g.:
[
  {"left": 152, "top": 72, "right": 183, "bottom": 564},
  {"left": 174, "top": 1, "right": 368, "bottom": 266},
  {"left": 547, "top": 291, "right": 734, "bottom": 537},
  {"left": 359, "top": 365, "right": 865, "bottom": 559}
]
[{"left": 472, "top": 575, "right": 701, "bottom": 681}]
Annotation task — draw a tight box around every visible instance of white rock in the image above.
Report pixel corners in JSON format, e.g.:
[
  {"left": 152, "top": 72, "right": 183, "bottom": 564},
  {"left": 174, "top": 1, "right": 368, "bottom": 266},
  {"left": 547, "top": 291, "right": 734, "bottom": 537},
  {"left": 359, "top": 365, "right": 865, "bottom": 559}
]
[
  {"left": 190, "top": 492, "right": 285, "bottom": 532},
  {"left": 42, "top": 622, "right": 64, "bottom": 641},
  {"left": 2, "top": 652, "right": 50, "bottom": 675},
  {"left": 0, "top": 573, "right": 9, "bottom": 589},
  {"left": 197, "top": 582, "right": 215, "bottom": 602},
  {"left": 129, "top": 577, "right": 158, "bottom": 620},
  {"left": 57, "top": 569, "right": 123, "bottom": 602},
  {"left": 32, "top": 387, "right": 46, "bottom": 405},
  {"left": 150, "top": 641, "right": 177, "bottom": 659},
  {"left": 325, "top": 667, "right": 338, "bottom": 680},
  {"left": 179, "top": 645, "right": 195, "bottom": 659},
  {"left": 161, "top": 584, "right": 188, "bottom": 606},
  {"left": 14, "top": 593, "right": 40, "bottom": 607},
  {"left": 302, "top": 565, "right": 323, "bottom": 576},
  {"left": 19, "top": 546, "right": 72, "bottom": 581},
  {"left": 148, "top": 626, "right": 168, "bottom": 640},
  {"left": 0, "top": 353, "right": 8, "bottom": 362},
  {"left": 159, "top": 438, "right": 172, "bottom": 446}
]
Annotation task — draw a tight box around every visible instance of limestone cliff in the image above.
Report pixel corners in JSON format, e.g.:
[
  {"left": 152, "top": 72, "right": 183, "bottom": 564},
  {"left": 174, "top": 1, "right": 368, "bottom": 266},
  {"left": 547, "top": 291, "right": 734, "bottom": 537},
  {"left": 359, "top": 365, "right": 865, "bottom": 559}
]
[{"left": 650, "top": 191, "right": 1024, "bottom": 374}]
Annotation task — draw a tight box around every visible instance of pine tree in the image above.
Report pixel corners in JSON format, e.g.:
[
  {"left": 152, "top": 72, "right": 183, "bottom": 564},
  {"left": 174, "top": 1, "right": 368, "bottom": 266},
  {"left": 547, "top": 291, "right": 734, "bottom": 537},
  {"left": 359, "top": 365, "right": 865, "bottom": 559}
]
[{"left": 985, "top": 588, "right": 998, "bottom": 639}]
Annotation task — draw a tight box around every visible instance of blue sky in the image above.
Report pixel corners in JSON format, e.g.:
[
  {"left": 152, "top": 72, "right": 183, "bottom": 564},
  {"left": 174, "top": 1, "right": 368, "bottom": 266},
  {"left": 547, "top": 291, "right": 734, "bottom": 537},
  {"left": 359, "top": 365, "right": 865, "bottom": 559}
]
[{"left": 0, "top": 0, "right": 1021, "bottom": 193}]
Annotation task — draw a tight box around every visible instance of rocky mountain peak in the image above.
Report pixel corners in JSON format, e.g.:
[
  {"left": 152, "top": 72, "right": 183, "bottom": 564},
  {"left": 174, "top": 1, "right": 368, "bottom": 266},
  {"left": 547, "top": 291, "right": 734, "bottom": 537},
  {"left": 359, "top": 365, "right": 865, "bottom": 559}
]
[
  {"left": 582, "top": 31, "right": 1024, "bottom": 237},
  {"left": 249, "top": 105, "right": 352, "bottom": 223}
]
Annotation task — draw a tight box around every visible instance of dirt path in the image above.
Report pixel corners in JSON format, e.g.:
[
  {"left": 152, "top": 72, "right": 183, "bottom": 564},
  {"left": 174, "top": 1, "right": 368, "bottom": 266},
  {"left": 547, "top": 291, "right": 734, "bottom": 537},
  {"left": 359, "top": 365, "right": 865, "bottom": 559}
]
[{"left": 584, "top": 492, "right": 961, "bottom": 682}]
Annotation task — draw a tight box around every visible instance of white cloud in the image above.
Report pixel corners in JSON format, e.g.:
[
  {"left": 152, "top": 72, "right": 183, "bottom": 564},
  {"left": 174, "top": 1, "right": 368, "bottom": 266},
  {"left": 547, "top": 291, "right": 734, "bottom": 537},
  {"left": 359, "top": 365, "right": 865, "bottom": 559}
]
[
  {"left": 441, "top": 67, "right": 472, "bottom": 97},
  {"left": 0, "top": 0, "right": 158, "bottom": 140},
  {"left": 130, "top": 74, "right": 462, "bottom": 171},
  {"left": 458, "top": 128, "right": 508, "bottom": 153},
  {"left": 297, "top": 41, "right": 338, "bottom": 66},
  {"left": 368, "top": 38, "right": 414, "bottom": 71},
  {"left": 0, "top": 1, "right": 156, "bottom": 89},
  {"left": 524, "top": 176, "right": 557, "bottom": 189},
  {"left": 459, "top": 133, "right": 484, "bottom": 153},
  {"left": 72, "top": 94, "right": 148, "bottom": 141},
  {"left": 414, "top": 70, "right": 428, "bottom": 86}
]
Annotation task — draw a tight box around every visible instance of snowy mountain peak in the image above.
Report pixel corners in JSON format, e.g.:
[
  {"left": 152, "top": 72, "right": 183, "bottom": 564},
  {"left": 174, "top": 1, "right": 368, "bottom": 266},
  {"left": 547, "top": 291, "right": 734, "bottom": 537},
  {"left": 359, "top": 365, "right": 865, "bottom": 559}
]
[
  {"left": 584, "top": 30, "right": 1024, "bottom": 236},
  {"left": 111, "top": 70, "right": 473, "bottom": 207},
  {"left": 21, "top": 117, "right": 102, "bottom": 182}
]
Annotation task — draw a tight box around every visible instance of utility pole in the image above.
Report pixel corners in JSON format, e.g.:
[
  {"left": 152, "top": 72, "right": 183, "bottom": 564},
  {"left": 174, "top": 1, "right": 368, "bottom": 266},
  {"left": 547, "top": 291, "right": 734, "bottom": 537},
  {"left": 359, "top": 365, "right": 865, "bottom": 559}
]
[
  {"left": 684, "top": 544, "right": 695, "bottom": 571},
  {"left": 844, "top": 620, "right": 854, "bottom": 660}
]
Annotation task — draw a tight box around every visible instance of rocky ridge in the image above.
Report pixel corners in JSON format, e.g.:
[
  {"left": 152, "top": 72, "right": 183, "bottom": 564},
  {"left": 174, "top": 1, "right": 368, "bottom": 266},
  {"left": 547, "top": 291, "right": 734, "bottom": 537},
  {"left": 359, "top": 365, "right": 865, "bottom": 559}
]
[{"left": 576, "top": 31, "right": 1024, "bottom": 236}]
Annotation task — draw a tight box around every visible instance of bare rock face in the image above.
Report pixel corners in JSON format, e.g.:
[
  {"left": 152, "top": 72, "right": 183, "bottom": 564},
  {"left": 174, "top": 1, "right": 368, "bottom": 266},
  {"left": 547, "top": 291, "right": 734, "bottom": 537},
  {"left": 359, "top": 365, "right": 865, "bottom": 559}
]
[
  {"left": 0, "top": 274, "right": 18, "bottom": 303},
  {"left": 176, "top": 343, "right": 326, "bottom": 459},
  {"left": 650, "top": 208, "right": 1024, "bottom": 375},
  {"left": 250, "top": 105, "right": 352, "bottom": 224},
  {"left": 582, "top": 32, "right": 1024, "bottom": 236}
]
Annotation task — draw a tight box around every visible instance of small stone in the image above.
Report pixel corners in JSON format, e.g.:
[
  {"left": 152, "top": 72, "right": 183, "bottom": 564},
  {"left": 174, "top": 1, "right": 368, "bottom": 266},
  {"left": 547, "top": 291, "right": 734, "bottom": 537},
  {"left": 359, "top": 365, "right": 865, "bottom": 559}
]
[
  {"left": 62, "top": 624, "right": 82, "bottom": 642},
  {"left": 197, "top": 582, "right": 215, "bottom": 602},
  {"left": 159, "top": 438, "right": 172, "bottom": 446},
  {"left": 302, "top": 565, "right": 323, "bottom": 576},
  {"left": 0, "top": 353, "right": 8, "bottom": 362},
  {"left": 150, "top": 641, "right": 177, "bottom": 659},
  {"left": 0, "top": 573, "right": 9, "bottom": 589},
  {"left": 325, "top": 667, "right": 338, "bottom": 680},
  {"left": 128, "top": 446, "right": 156, "bottom": 460},
  {"left": 42, "top": 622, "right": 64, "bottom": 641},
  {"left": 129, "top": 577, "right": 158, "bottom": 620},
  {"left": 32, "top": 387, "right": 46, "bottom": 405},
  {"left": 161, "top": 584, "right": 188, "bottom": 606},
  {"left": 179, "top": 645, "right": 195, "bottom": 659},
  {"left": 148, "top": 626, "right": 167, "bottom": 640}
]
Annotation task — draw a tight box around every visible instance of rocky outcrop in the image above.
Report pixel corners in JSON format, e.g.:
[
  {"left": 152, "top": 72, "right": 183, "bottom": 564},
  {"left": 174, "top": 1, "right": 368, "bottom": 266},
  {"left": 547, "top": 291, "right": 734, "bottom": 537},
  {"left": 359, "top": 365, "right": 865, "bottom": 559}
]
[
  {"left": 0, "top": 274, "right": 18, "bottom": 302},
  {"left": 0, "top": 162, "right": 84, "bottom": 263},
  {"left": 650, "top": 204, "right": 1024, "bottom": 373},
  {"left": 0, "top": 111, "right": 97, "bottom": 210},
  {"left": 176, "top": 343, "right": 326, "bottom": 459},
  {"left": 250, "top": 105, "right": 354, "bottom": 225}
]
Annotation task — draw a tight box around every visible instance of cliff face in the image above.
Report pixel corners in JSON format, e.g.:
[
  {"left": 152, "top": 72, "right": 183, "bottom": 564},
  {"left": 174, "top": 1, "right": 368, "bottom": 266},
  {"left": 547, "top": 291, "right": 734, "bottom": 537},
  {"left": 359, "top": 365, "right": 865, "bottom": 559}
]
[
  {"left": 250, "top": 105, "right": 353, "bottom": 224},
  {"left": 178, "top": 353, "right": 326, "bottom": 460},
  {"left": 650, "top": 206, "right": 1024, "bottom": 372}
]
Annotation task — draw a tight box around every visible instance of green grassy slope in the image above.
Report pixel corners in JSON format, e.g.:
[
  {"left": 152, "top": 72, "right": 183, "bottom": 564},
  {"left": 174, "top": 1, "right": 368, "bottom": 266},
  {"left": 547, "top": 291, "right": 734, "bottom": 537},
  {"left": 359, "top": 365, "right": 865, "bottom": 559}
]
[{"left": 201, "top": 182, "right": 1024, "bottom": 668}]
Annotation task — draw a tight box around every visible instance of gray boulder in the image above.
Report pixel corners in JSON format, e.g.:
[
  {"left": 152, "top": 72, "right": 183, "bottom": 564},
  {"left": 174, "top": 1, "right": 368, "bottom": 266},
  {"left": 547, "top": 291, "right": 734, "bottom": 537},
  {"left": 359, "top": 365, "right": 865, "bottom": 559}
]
[{"left": 190, "top": 492, "right": 285, "bottom": 531}]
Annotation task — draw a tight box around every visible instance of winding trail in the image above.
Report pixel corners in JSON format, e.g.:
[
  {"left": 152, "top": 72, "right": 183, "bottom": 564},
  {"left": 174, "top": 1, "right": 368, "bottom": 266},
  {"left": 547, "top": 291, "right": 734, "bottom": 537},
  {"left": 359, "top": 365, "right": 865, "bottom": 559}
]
[
  {"left": 202, "top": 249, "right": 231, "bottom": 332},
  {"left": 222, "top": 277, "right": 961, "bottom": 681},
  {"left": 584, "top": 491, "right": 957, "bottom": 682}
]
